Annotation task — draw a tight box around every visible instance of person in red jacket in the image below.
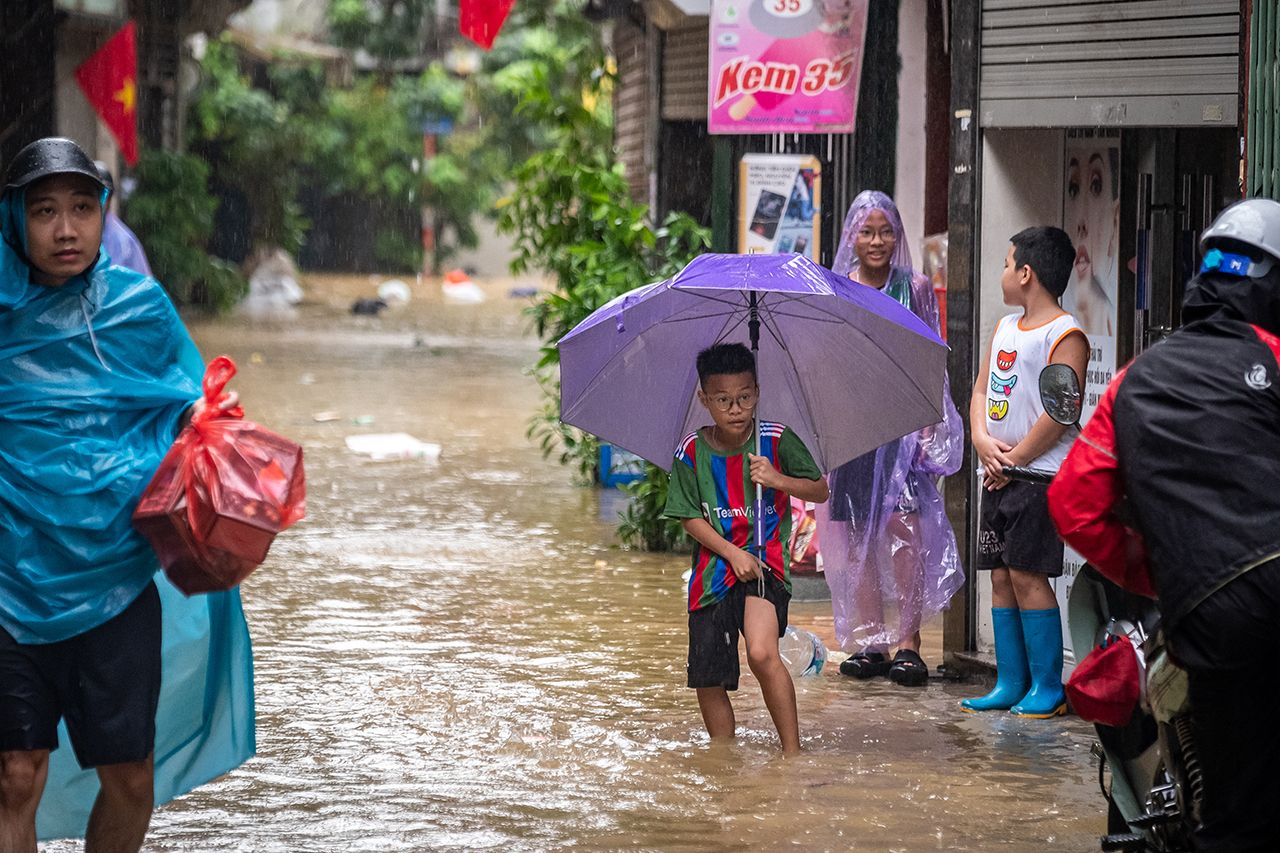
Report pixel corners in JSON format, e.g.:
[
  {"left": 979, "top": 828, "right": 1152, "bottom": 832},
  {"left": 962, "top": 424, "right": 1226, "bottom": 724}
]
[{"left": 1048, "top": 198, "right": 1280, "bottom": 853}]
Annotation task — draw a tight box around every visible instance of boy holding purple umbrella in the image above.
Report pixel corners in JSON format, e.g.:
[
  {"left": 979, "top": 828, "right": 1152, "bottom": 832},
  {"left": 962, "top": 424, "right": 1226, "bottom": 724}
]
[{"left": 664, "top": 343, "right": 829, "bottom": 755}]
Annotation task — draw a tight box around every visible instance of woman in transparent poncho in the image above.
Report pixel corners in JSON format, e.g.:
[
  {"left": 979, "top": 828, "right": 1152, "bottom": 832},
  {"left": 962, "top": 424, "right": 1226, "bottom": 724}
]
[{"left": 818, "top": 190, "right": 964, "bottom": 685}]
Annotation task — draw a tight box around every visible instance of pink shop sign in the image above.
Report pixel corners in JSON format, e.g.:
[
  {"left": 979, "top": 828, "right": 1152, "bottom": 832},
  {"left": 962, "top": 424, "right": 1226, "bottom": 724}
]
[{"left": 708, "top": 0, "right": 868, "bottom": 135}]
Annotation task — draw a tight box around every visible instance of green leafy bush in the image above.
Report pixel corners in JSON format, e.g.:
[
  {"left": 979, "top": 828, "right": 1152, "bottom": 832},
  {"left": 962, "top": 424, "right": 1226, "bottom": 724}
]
[
  {"left": 189, "top": 39, "right": 309, "bottom": 255},
  {"left": 617, "top": 464, "right": 691, "bottom": 552},
  {"left": 125, "top": 149, "right": 246, "bottom": 308}
]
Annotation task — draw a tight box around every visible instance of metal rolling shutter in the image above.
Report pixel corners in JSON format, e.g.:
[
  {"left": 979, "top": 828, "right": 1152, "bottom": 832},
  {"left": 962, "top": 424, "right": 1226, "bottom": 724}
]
[
  {"left": 979, "top": 0, "right": 1240, "bottom": 128},
  {"left": 661, "top": 19, "right": 708, "bottom": 121}
]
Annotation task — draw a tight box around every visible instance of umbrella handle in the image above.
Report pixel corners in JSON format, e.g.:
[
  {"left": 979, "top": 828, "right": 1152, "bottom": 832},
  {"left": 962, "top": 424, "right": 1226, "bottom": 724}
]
[{"left": 753, "top": 416, "right": 765, "bottom": 554}]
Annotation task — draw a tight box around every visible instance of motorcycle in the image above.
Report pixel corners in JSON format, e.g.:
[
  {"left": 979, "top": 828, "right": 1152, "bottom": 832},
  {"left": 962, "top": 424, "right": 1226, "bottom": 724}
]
[{"left": 1002, "top": 365, "right": 1199, "bottom": 852}]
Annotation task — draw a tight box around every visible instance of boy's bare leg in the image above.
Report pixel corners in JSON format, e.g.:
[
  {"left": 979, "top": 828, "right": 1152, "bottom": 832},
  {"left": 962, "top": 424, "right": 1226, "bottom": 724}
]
[
  {"left": 0, "top": 750, "right": 48, "bottom": 853},
  {"left": 695, "top": 688, "right": 735, "bottom": 741},
  {"left": 990, "top": 566, "right": 1016, "bottom": 608},
  {"left": 743, "top": 597, "right": 800, "bottom": 755},
  {"left": 1008, "top": 569, "right": 1056, "bottom": 610},
  {"left": 86, "top": 755, "right": 153, "bottom": 853}
]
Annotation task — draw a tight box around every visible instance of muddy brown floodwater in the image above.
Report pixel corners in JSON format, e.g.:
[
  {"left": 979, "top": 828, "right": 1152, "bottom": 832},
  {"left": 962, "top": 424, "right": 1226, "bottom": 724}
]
[{"left": 46, "top": 275, "right": 1105, "bottom": 852}]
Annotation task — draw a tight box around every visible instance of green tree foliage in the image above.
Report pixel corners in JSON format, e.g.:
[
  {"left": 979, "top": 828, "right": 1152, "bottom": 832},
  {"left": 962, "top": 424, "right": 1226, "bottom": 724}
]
[
  {"left": 189, "top": 40, "right": 309, "bottom": 254},
  {"left": 495, "top": 5, "right": 708, "bottom": 550},
  {"left": 125, "top": 149, "right": 246, "bottom": 310},
  {"left": 187, "top": 12, "right": 562, "bottom": 274}
]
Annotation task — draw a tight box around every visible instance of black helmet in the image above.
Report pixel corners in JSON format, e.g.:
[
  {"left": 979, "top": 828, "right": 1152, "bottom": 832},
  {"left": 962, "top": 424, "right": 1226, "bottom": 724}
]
[
  {"left": 93, "top": 160, "right": 115, "bottom": 197},
  {"left": 3, "top": 137, "right": 107, "bottom": 193}
]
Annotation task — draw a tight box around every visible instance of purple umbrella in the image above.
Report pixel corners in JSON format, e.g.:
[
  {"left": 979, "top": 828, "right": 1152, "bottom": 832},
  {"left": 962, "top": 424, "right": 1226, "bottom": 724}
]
[{"left": 559, "top": 253, "right": 948, "bottom": 483}]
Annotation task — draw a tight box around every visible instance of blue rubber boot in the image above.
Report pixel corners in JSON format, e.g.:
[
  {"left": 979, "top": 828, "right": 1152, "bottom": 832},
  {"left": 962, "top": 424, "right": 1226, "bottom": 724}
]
[
  {"left": 960, "top": 608, "right": 1029, "bottom": 712},
  {"left": 1010, "top": 608, "right": 1068, "bottom": 718}
]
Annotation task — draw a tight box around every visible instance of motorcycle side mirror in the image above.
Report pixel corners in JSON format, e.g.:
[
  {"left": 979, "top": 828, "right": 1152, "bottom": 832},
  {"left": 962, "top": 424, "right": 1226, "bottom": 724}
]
[{"left": 1039, "top": 363, "right": 1083, "bottom": 427}]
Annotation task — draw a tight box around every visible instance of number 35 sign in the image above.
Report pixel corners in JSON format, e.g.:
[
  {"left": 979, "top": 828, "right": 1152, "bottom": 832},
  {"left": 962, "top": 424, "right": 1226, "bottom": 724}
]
[{"left": 709, "top": 0, "right": 868, "bottom": 135}]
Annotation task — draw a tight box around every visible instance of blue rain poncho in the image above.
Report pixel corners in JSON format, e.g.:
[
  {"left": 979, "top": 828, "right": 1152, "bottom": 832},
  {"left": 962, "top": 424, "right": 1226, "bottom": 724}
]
[{"left": 0, "top": 190, "right": 255, "bottom": 840}]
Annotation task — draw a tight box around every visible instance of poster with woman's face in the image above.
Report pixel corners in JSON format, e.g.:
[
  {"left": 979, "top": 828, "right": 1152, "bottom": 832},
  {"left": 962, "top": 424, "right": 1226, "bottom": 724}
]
[
  {"left": 1061, "top": 128, "right": 1119, "bottom": 421},
  {"left": 1062, "top": 129, "right": 1120, "bottom": 338}
]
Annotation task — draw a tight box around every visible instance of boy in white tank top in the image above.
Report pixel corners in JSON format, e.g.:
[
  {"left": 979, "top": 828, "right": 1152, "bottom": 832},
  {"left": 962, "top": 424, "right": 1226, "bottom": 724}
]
[{"left": 961, "top": 226, "right": 1089, "bottom": 718}]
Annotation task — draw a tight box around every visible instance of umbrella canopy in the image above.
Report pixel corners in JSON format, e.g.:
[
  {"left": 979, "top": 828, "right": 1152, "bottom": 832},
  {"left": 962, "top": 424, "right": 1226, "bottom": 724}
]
[{"left": 558, "top": 253, "right": 948, "bottom": 472}]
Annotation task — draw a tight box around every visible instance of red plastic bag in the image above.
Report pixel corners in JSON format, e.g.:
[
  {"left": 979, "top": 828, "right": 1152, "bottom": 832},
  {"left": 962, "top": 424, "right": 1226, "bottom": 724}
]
[
  {"left": 1065, "top": 632, "right": 1141, "bottom": 727},
  {"left": 134, "top": 356, "right": 305, "bottom": 594}
]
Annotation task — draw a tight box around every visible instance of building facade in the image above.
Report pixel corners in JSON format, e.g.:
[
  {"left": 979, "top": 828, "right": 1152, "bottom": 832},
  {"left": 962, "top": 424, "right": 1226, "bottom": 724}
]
[{"left": 945, "top": 0, "right": 1247, "bottom": 668}]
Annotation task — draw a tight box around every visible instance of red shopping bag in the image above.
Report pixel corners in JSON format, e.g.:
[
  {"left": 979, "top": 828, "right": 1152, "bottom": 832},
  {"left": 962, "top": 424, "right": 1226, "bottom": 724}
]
[
  {"left": 1065, "top": 632, "right": 1141, "bottom": 727},
  {"left": 134, "top": 356, "right": 306, "bottom": 594}
]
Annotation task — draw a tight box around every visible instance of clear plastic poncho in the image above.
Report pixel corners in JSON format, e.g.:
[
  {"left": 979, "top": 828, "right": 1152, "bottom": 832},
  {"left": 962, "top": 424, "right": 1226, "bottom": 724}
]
[
  {"left": 0, "top": 189, "right": 255, "bottom": 840},
  {"left": 103, "top": 210, "right": 153, "bottom": 277},
  {"left": 819, "top": 190, "right": 964, "bottom": 652}
]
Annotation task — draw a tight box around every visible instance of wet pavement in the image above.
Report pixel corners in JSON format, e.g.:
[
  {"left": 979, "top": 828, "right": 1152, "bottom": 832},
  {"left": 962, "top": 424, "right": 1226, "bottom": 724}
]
[{"left": 47, "top": 275, "right": 1105, "bottom": 851}]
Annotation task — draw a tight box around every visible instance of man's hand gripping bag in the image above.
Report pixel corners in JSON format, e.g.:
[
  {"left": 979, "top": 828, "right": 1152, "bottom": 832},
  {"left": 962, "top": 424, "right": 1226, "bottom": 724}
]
[{"left": 134, "top": 356, "right": 305, "bottom": 593}]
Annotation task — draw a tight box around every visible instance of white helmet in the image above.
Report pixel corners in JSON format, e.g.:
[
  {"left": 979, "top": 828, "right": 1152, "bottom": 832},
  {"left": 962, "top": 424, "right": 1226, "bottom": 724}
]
[{"left": 1200, "top": 198, "right": 1280, "bottom": 277}]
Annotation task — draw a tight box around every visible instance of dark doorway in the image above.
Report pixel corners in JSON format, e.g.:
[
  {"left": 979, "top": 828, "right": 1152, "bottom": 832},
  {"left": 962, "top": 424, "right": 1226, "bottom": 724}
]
[{"left": 1, "top": 0, "right": 56, "bottom": 166}]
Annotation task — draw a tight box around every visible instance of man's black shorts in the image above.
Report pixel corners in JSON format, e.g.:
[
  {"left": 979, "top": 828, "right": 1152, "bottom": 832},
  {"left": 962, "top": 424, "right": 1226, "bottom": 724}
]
[
  {"left": 687, "top": 573, "right": 789, "bottom": 691},
  {"left": 975, "top": 479, "right": 1064, "bottom": 576},
  {"left": 0, "top": 581, "right": 161, "bottom": 768}
]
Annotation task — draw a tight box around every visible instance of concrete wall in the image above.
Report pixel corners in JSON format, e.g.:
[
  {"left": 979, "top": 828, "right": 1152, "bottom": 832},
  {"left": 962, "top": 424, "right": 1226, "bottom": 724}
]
[{"left": 55, "top": 48, "right": 97, "bottom": 149}]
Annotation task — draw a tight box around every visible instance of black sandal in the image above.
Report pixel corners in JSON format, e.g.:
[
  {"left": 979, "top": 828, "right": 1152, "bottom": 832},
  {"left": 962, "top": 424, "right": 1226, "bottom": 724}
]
[
  {"left": 888, "top": 649, "right": 929, "bottom": 686},
  {"left": 839, "top": 651, "right": 891, "bottom": 679}
]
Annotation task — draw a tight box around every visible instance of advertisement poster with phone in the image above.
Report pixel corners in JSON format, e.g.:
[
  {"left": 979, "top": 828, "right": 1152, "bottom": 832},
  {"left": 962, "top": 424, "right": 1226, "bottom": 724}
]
[
  {"left": 709, "top": 0, "right": 869, "bottom": 135},
  {"left": 738, "top": 154, "right": 821, "bottom": 258},
  {"left": 1054, "top": 128, "right": 1122, "bottom": 659}
]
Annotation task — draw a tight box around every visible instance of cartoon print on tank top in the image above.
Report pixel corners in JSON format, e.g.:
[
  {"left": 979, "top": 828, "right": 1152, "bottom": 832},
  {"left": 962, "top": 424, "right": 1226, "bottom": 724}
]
[
  {"left": 990, "top": 373, "right": 1017, "bottom": 396},
  {"left": 989, "top": 348, "right": 1017, "bottom": 421}
]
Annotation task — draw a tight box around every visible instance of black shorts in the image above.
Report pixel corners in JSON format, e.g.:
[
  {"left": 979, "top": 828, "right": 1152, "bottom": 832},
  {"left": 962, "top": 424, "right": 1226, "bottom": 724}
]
[
  {"left": 0, "top": 581, "right": 161, "bottom": 768},
  {"left": 687, "top": 574, "right": 790, "bottom": 691},
  {"left": 975, "top": 480, "right": 1064, "bottom": 576}
]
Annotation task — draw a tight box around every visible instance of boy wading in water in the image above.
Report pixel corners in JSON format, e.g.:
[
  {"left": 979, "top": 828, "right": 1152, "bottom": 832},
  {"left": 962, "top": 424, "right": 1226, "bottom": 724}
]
[{"left": 664, "top": 344, "right": 829, "bottom": 754}]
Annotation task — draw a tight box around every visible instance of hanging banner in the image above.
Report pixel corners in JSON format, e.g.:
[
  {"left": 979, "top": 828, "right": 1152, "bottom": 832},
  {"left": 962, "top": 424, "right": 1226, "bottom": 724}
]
[
  {"left": 74, "top": 20, "right": 138, "bottom": 165},
  {"left": 738, "top": 153, "right": 821, "bottom": 257},
  {"left": 460, "top": 0, "right": 516, "bottom": 50},
  {"left": 709, "top": 0, "right": 869, "bottom": 135}
]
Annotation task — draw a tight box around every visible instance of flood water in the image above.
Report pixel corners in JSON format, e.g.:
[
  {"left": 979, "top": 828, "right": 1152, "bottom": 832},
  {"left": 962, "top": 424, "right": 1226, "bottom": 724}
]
[{"left": 49, "top": 276, "right": 1104, "bottom": 851}]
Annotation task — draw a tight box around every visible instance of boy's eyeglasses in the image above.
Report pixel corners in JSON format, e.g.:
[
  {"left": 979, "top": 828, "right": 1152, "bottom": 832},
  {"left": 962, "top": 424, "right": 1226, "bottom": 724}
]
[
  {"left": 857, "top": 228, "right": 897, "bottom": 242},
  {"left": 706, "top": 392, "right": 758, "bottom": 412}
]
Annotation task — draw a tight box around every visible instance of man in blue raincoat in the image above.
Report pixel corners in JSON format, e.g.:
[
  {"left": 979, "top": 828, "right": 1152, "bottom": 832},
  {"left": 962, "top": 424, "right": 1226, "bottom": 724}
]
[{"left": 0, "top": 137, "right": 255, "bottom": 851}]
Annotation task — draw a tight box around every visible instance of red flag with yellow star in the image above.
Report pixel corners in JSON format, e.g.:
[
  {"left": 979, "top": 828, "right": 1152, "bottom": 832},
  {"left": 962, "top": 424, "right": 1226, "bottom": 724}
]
[
  {"left": 75, "top": 20, "right": 139, "bottom": 165},
  {"left": 460, "top": 0, "right": 516, "bottom": 50}
]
